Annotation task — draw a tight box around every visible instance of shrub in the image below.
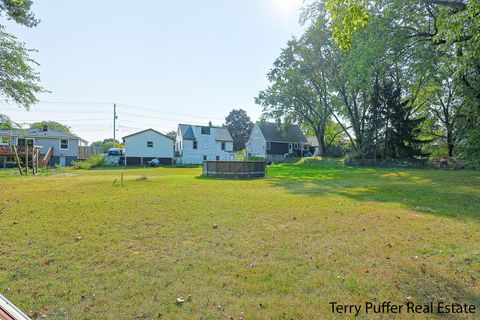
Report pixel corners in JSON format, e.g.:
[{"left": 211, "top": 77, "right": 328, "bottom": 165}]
[{"left": 73, "top": 154, "right": 107, "bottom": 170}]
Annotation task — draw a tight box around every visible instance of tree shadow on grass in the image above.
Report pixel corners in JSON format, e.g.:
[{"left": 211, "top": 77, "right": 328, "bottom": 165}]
[
  {"left": 393, "top": 267, "right": 480, "bottom": 319},
  {"left": 267, "top": 163, "right": 480, "bottom": 220}
]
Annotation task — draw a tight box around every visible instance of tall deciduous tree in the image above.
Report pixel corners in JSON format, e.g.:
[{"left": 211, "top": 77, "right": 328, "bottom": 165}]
[
  {"left": 428, "top": 73, "right": 466, "bottom": 157},
  {"left": 0, "top": 0, "right": 44, "bottom": 109},
  {"left": 166, "top": 130, "right": 176, "bottom": 140},
  {"left": 256, "top": 19, "right": 338, "bottom": 156},
  {"left": 306, "top": 0, "right": 479, "bottom": 102},
  {"left": 30, "top": 121, "right": 72, "bottom": 134},
  {"left": 224, "top": 109, "right": 254, "bottom": 151},
  {"left": 91, "top": 139, "right": 124, "bottom": 152},
  {"left": 0, "top": 113, "right": 18, "bottom": 129}
]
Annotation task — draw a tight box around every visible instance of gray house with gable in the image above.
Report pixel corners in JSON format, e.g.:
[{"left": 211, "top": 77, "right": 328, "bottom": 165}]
[
  {"left": 246, "top": 122, "right": 309, "bottom": 162},
  {"left": 0, "top": 125, "right": 87, "bottom": 168}
]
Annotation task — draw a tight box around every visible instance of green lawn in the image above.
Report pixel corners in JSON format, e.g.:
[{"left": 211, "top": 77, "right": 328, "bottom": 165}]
[{"left": 1, "top": 161, "right": 479, "bottom": 319}]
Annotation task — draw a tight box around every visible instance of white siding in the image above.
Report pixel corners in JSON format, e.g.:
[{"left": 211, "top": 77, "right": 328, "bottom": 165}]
[
  {"left": 176, "top": 126, "right": 234, "bottom": 164},
  {"left": 124, "top": 130, "right": 174, "bottom": 158},
  {"left": 246, "top": 125, "right": 266, "bottom": 158}
]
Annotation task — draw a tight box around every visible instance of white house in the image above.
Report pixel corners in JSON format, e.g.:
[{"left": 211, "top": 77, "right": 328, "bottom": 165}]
[
  {"left": 123, "top": 129, "right": 174, "bottom": 166},
  {"left": 175, "top": 123, "right": 235, "bottom": 164}
]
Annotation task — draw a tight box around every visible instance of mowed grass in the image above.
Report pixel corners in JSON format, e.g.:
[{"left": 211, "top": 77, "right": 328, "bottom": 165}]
[{"left": 0, "top": 161, "right": 479, "bottom": 319}]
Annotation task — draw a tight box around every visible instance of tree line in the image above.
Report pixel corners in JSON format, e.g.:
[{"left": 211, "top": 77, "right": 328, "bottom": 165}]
[{"left": 256, "top": 0, "right": 479, "bottom": 166}]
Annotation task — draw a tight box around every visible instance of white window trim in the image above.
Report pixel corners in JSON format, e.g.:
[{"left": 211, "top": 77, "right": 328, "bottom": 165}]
[
  {"left": 221, "top": 142, "right": 226, "bottom": 150},
  {"left": 294, "top": 143, "right": 298, "bottom": 150},
  {"left": 60, "top": 139, "right": 69, "bottom": 150}
]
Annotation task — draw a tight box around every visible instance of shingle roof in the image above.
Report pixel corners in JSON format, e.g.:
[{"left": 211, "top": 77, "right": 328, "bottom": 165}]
[
  {"left": 258, "top": 123, "right": 308, "bottom": 143},
  {"left": 178, "top": 124, "right": 196, "bottom": 140},
  {"left": 215, "top": 127, "right": 233, "bottom": 141},
  {"left": 178, "top": 124, "right": 233, "bottom": 142},
  {"left": 0, "top": 129, "right": 85, "bottom": 141},
  {"left": 122, "top": 128, "right": 173, "bottom": 140}
]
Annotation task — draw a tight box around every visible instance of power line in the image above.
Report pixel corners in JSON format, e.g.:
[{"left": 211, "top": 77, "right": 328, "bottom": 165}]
[
  {"left": 119, "top": 111, "right": 214, "bottom": 126},
  {"left": 0, "top": 108, "right": 110, "bottom": 114},
  {"left": 117, "top": 103, "right": 224, "bottom": 121},
  {"left": 14, "top": 119, "right": 111, "bottom": 122},
  {"left": 1, "top": 100, "right": 226, "bottom": 121},
  {"left": 38, "top": 101, "right": 112, "bottom": 105}
]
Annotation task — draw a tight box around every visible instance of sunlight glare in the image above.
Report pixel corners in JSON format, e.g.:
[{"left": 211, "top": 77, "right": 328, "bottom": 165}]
[{"left": 268, "top": 0, "right": 303, "bottom": 26}]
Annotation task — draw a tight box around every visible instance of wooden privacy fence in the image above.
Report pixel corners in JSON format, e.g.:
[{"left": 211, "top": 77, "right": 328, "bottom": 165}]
[
  {"left": 78, "top": 146, "right": 103, "bottom": 160},
  {"left": 203, "top": 160, "right": 267, "bottom": 179}
]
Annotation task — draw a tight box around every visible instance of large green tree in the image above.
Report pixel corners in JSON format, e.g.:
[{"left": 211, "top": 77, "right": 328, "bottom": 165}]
[
  {"left": 306, "top": 0, "right": 479, "bottom": 102},
  {"left": 256, "top": 19, "right": 339, "bottom": 156},
  {"left": 224, "top": 109, "right": 254, "bottom": 151},
  {"left": 30, "top": 121, "right": 72, "bottom": 134},
  {"left": 0, "top": 0, "right": 44, "bottom": 109},
  {"left": 0, "top": 113, "right": 18, "bottom": 129},
  {"left": 91, "top": 139, "right": 124, "bottom": 152}
]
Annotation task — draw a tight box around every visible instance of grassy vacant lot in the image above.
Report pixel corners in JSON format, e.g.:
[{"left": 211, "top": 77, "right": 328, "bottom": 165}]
[{"left": 1, "top": 160, "right": 479, "bottom": 319}]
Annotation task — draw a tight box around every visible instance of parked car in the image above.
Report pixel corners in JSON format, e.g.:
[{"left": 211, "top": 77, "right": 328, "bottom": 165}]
[
  {"left": 145, "top": 158, "right": 161, "bottom": 167},
  {"left": 106, "top": 148, "right": 125, "bottom": 156}
]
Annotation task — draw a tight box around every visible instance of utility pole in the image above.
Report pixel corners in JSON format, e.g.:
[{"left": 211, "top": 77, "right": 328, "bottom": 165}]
[{"left": 113, "top": 103, "right": 117, "bottom": 148}]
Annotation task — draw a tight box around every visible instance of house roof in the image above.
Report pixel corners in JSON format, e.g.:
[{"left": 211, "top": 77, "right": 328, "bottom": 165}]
[
  {"left": 178, "top": 124, "right": 233, "bottom": 142},
  {"left": 215, "top": 128, "right": 233, "bottom": 141},
  {"left": 122, "top": 128, "right": 174, "bottom": 140},
  {"left": 258, "top": 123, "right": 308, "bottom": 143},
  {"left": 0, "top": 129, "right": 86, "bottom": 142},
  {"left": 178, "top": 124, "right": 196, "bottom": 140}
]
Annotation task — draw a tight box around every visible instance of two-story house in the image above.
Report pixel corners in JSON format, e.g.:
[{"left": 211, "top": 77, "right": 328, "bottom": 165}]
[{"left": 175, "top": 123, "right": 235, "bottom": 164}]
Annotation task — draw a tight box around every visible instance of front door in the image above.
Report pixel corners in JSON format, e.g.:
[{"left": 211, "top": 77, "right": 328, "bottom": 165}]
[
  {"left": 60, "top": 156, "right": 66, "bottom": 167},
  {"left": 288, "top": 143, "right": 293, "bottom": 154}
]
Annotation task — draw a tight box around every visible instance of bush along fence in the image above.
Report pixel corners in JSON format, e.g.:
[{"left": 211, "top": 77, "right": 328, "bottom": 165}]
[
  {"left": 202, "top": 160, "right": 267, "bottom": 179},
  {"left": 345, "top": 158, "right": 467, "bottom": 170}
]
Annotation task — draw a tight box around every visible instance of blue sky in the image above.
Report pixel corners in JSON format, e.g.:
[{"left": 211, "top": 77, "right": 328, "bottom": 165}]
[{"left": 0, "top": 0, "right": 304, "bottom": 142}]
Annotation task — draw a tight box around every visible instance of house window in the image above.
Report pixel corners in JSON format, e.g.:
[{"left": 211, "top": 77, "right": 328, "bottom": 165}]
[
  {"left": 294, "top": 143, "right": 298, "bottom": 150},
  {"left": 203, "top": 155, "right": 207, "bottom": 161},
  {"left": 147, "top": 141, "right": 153, "bottom": 148},
  {"left": 18, "top": 138, "right": 34, "bottom": 147},
  {"left": 266, "top": 142, "right": 271, "bottom": 150},
  {"left": 60, "top": 139, "right": 69, "bottom": 150},
  {"left": 221, "top": 142, "right": 226, "bottom": 150},
  {"left": 201, "top": 127, "right": 211, "bottom": 135},
  {"left": 193, "top": 140, "right": 198, "bottom": 149},
  {"left": 216, "top": 156, "right": 220, "bottom": 161}
]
